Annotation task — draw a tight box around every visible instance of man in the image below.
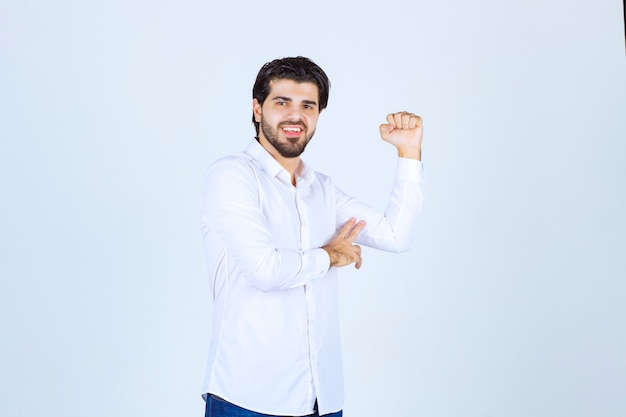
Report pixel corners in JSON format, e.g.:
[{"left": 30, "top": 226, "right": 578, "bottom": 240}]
[{"left": 200, "top": 56, "right": 423, "bottom": 417}]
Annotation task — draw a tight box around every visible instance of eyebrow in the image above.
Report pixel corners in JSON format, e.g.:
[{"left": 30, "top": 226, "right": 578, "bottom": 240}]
[{"left": 271, "top": 96, "right": 318, "bottom": 107}]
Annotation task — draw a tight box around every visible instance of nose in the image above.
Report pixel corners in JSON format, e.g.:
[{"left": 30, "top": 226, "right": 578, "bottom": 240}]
[{"left": 284, "top": 105, "right": 304, "bottom": 122}]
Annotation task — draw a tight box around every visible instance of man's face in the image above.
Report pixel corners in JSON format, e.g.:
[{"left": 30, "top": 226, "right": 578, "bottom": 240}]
[{"left": 253, "top": 79, "right": 321, "bottom": 159}]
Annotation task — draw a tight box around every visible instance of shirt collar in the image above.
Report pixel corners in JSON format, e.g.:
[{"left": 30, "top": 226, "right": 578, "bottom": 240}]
[{"left": 245, "top": 139, "right": 316, "bottom": 188}]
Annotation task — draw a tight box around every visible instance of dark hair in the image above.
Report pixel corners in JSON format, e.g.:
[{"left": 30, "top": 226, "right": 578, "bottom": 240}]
[{"left": 252, "top": 56, "right": 331, "bottom": 134}]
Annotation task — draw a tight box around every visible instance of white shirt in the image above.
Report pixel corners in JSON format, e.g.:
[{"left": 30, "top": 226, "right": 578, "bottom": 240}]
[{"left": 200, "top": 139, "right": 423, "bottom": 416}]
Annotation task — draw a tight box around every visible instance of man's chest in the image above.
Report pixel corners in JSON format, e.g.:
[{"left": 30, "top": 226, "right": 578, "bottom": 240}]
[{"left": 257, "top": 179, "right": 336, "bottom": 250}]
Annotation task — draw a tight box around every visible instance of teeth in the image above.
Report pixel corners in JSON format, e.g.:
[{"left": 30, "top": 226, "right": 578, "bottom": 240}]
[{"left": 283, "top": 127, "right": 301, "bottom": 132}]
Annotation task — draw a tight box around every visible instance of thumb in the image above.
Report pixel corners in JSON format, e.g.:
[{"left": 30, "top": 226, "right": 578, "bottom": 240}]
[{"left": 379, "top": 123, "right": 394, "bottom": 137}]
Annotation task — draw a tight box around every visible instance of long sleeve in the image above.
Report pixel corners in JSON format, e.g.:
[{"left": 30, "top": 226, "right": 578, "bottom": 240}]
[{"left": 334, "top": 157, "right": 424, "bottom": 252}]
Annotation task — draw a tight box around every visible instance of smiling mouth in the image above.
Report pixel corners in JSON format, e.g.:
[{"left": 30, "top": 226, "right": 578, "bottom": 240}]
[{"left": 281, "top": 125, "right": 304, "bottom": 138}]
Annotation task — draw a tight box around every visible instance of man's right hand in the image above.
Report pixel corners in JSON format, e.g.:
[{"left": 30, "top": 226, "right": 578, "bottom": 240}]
[{"left": 322, "top": 218, "right": 366, "bottom": 269}]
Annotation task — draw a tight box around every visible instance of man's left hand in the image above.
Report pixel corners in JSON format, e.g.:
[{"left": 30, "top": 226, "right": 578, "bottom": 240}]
[{"left": 379, "top": 112, "right": 423, "bottom": 160}]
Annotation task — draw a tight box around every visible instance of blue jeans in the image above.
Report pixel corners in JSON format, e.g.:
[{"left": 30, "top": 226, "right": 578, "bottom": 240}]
[{"left": 205, "top": 394, "right": 343, "bottom": 417}]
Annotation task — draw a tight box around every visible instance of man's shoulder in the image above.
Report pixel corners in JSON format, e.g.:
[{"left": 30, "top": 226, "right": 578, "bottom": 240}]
[
  {"left": 304, "top": 164, "right": 333, "bottom": 186},
  {"left": 206, "top": 151, "right": 255, "bottom": 175},
  {"left": 311, "top": 168, "right": 331, "bottom": 181},
  {"left": 201, "top": 152, "right": 260, "bottom": 196}
]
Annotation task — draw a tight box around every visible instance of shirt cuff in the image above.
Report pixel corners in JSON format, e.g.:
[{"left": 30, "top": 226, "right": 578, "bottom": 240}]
[
  {"left": 396, "top": 157, "right": 424, "bottom": 185},
  {"left": 304, "top": 248, "right": 331, "bottom": 278}
]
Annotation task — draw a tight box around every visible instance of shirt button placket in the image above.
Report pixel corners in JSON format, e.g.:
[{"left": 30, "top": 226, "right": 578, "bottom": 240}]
[
  {"left": 297, "top": 190, "right": 319, "bottom": 406},
  {"left": 296, "top": 193, "right": 310, "bottom": 250},
  {"left": 305, "top": 283, "right": 319, "bottom": 401}
]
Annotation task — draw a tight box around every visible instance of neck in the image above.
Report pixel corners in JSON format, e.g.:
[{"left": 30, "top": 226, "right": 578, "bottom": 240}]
[{"left": 257, "top": 136, "right": 300, "bottom": 185}]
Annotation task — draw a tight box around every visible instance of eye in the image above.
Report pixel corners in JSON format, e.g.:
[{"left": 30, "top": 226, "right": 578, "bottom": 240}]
[{"left": 276, "top": 101, "right": 287, "bottom": 106}]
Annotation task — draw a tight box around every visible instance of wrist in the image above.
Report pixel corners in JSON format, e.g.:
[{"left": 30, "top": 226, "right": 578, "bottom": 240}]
[
  {"left": 322, "top": 246, "right": 337, "bottom": 267},
  {"left": 397, "top": 146, "right": 421, "bottom": 160}
]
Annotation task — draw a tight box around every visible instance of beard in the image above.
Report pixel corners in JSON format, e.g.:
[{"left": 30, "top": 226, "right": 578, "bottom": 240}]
[{"left": 260, "top": 117, "right": 315, "bottom": 158}]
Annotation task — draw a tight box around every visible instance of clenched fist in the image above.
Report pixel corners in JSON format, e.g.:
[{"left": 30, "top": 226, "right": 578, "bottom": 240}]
[{"left": 379, "top": 112, "right": 423, "bottom": 160}]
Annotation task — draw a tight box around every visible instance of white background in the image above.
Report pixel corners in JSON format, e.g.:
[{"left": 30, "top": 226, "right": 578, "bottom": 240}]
[{"left": 1, "top": 0, "right": 625, "bottom": 416}]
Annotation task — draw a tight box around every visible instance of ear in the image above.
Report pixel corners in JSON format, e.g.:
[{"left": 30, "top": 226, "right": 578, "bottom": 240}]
[{"left": 252, "top": 99, "right": 262, "bottom": 123}]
